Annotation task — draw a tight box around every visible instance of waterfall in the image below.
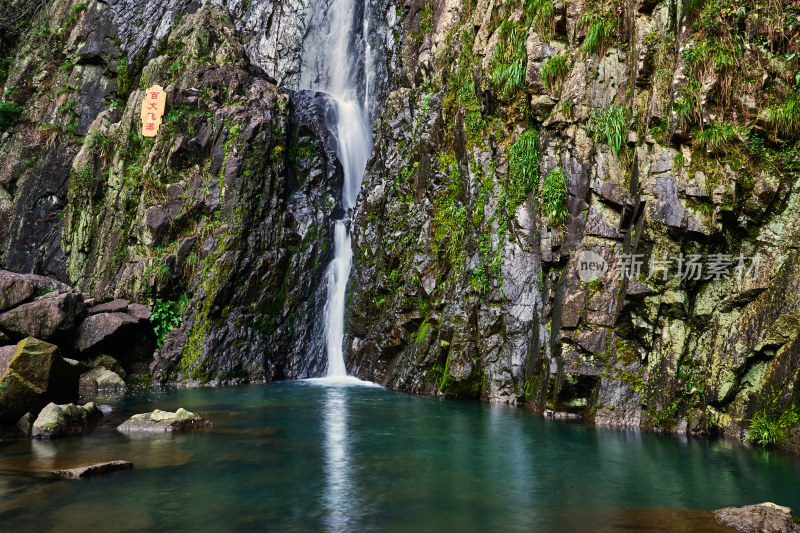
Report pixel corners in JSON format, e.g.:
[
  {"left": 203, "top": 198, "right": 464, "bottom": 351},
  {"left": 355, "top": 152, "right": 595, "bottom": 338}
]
[{"left": 300, "top": 0, "right": 373, "bottom": 377}]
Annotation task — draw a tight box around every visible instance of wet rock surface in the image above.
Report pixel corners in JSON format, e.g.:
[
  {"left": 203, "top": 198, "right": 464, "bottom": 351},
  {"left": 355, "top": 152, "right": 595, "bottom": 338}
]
[
  {"left": 32, "top": 402, "right": 103, "bottom": 438},
  {"left": 117, "top": 408, "right": 211, "bottom": 433},
  {"left": 715, "top": 503, "right": 800, "bottom": 533},
  {"left": 54, "top": 460, "right": 134, "bottom": 479}
]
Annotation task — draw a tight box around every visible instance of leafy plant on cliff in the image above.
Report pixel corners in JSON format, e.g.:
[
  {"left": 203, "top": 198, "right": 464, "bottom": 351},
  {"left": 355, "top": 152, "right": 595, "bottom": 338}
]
[
  {"left": 524, "top": 0, "right": 555, "bottom": 38},
  {"left": 693, "top": 121, "right": 748, "bottom": 153},
  {"left": 745, "top": 404, "right": 799, "bottom": 447},
  {"left": 432, "top": 152, "right": 467, "bottom": 273},
  {"left": 579, "top": 9, "right": 614, "bottom": 56},
  {"left": 508, "top": 129, "right": 540, "bottom": 211},
  {"left": 540, "top": 55, "right": 570, "bottom": 94},
  {"left": 152, "top": 294, "right": 190, "bottom": 348},
  {"left": 490, "top": 21, "right": 528, "bottom": 98},
  {"left": 542, "top": 166, "right": 568, "bottom": 227},
  {"left": 765, "top": 89, "right": 800, "bottom": 139},
  {"left": 587, "top": 105, "right": 627, "bottom": 154}
]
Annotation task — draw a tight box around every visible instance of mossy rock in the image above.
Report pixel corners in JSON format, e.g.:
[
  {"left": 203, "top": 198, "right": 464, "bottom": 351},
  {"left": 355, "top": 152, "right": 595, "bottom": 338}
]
[{"left": 0, "top": 338, "right": 78, "bottom": 421}]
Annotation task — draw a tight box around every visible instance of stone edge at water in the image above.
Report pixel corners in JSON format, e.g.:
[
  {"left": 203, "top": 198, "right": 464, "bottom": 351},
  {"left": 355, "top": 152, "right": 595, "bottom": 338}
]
[
  {"left": 714, "top": 502, "right": 800, "bottom": 532},
  {"left": 54, "top": 460, "right": 133, "bottom": 479},
  {"left": 116, "top": 408, "right": 211, "bottom": 433}
]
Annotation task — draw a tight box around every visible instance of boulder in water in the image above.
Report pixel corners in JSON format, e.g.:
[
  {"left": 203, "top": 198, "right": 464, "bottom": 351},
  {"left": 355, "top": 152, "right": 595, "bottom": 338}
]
[
  {"left": 32, "top": 402, "right": 103, "bottom": 438},
  {"left": 79, "top": 367, "right": 125, "bottom": 392},
  {"left": 714, "top": 502, "right": 800, "bottom": 532},
  {"left": 117, "top": 408, "right": 211, "bottom": 433}
]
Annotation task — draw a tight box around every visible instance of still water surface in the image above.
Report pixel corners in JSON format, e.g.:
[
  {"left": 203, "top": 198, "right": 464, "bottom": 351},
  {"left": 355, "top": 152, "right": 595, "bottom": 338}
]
[{"left": 1, "top": 381, "right": 798, "bottom": 532}]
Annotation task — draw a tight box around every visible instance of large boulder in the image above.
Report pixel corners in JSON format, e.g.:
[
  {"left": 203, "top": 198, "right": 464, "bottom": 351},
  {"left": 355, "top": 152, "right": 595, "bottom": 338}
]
[
  {"left": 0, "top": 292, "right": 86, "bottom": 343},
  {"left": 0, "top": 275, "right": 34, "bottom": 312},
  {"left": 117, "top": 408, "right": 211, "bottom": 433},
  {"left": 32, "top": 402, "right": 103, "bottom": 438},
  {"left": 79, "top": 367, "right": 125, "bottom": 392},
  {"left": 714, "top": 503, "right": 800, "bottom": 532},
  {"left": 74, "top": 311, "right": 155, "bottom": 375},
  {"left": 0, "top": 338, "right": 79, "bottom": 421}
]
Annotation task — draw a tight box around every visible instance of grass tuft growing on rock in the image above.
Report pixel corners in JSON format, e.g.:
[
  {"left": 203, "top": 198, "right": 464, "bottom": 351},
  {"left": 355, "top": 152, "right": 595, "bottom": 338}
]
[
  {"left": 587, "top": 105, "right": 627, "bottom": 154},
  {"left": 745, "top": 404, "right": 799, "bottom": 447},
  {"left": 508, "top": 129, "right": 540, "bottom": 210},
  {"left": 542, "top": 166, "right": 568, "bottom": 227},
  {"left": 540, "top": 55, "right": 570, "bottom": 94},
  {"left": 490, "top": 21, "right": 528, "bottom": 98},
  {"left": 579, "top": 10, "right": 614, "bottom": 56}
]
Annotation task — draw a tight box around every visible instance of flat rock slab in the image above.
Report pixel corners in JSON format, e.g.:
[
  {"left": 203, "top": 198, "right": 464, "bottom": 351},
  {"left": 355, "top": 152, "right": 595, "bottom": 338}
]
[
  {"left": 55, "top": 460, "right": 133, "bottom": 479},
  {"left": 88, "top": 299, "right": 128, "bottom": 315},
  {"left": 117, "top": 408, "right": 211, "bottom": 433},
  {"left": 715, "top": 502, "right": 800, "bottom": 532}
]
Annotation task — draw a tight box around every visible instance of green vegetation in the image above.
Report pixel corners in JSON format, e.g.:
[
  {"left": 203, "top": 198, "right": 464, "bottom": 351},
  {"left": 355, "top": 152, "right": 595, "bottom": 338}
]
[
  {"left": 540, "top": 55, "right": 569, "bottom": 93},
  {"left": 524, "top": 0, "right": 555, "bottom": 38},
  {"left": 442, "top": 33, "right": 487, "bottom": 147},
  {"left": 765, "top": 89, "right": 800, "bottom": 139},
  {"left": 579, "top": 10, "right": 614, "bottom": 56},
  {"left": 587, "top": 105, "right": 627, "bottom": 154},
  {"left": 693, "top": 121, "right": 747, "bottom": 153},
  {"left": 490, "top": 21, "right": 528, "bottom": 98},
  {"left": 0, "top": 101, "right": 21, "bottom": 131},
  {"left": 542, "top": 166, "right": 567, "bottom": 227},
  {"left": 152, "top": 294, "right": 190, "bottom": 348},
  {"left": 432, "top": 152, "right": 467, "bottom": 273},
  {"left": 745, "top": 404, "right": 799, "bottom": 447},
  {"left": 508, "top": 129, "right": 540, "bottom": 209},
  {"left": 0, "top": 57, "right": 11, "bottom": 84}
]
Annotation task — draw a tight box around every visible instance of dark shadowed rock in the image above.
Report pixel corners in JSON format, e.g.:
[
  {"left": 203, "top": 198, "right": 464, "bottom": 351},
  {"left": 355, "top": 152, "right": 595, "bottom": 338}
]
[
  {"left": 88, "top": 299, "right": 129, "bottom": 315},
  {"left": 0, "top": 271, "right": 73, "bottom": 295},
  {"left": 16, "top": 411, "right": 34, "bottom": 436},
  {"left": 117, "top": 408, "right": 211, "bottom": 433},
  {"left": 55, "top": 460, "right": 133, "bottom": 479},
  {"left": 32, "top": 402, "right": 103, "bottom": 438},
  {"left": 75, "top": 313, "right": 138, "bottom": 352},
  {"left": 0, "top": 275, "right": 34, "bottom": 312},
  {"left": 87, "top": 354, "right": 127, "bottom": 378},
  {"left": 0, "top": 292, "right": 86, "bottom": 343},
  {"left": 714, "top": 503, "right": 800, "bottom": 532},
  {"left": 0, "top": 338, "right": 79, "bottom": 421}
]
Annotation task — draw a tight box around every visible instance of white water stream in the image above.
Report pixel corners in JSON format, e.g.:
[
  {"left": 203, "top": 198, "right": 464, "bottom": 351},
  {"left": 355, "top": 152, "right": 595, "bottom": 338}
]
[{"left": 299, "top": 0, "right": 373, "bottom": 378}]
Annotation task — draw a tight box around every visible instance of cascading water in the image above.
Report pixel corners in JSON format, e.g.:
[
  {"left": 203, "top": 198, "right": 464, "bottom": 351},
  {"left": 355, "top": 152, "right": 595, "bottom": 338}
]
[{"left": 299, "top": 0, "right": 373, "bottom": 378}]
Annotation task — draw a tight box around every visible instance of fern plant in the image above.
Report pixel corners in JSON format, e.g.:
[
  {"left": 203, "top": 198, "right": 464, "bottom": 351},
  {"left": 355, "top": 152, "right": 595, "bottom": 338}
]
[
  {"left": 745, "top": 405, "right": 799, "bottom": 447},
  {"left": 152, "top": 293, "right": 190, "bottom": 348}
]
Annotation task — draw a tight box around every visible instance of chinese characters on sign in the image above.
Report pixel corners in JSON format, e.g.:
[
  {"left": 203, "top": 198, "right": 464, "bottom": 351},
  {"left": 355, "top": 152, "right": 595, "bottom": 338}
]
[
  {"left": 141, "top": 85, "right": 166, "bottom": 138},
  {"left": 618, "top": 253, "right": 761, "bottom": 281}
]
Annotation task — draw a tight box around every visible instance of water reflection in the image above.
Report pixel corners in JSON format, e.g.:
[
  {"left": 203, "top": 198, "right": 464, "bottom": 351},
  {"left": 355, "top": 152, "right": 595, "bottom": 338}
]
[{"left": 322, "top": 387, "right": 353, "bottom": 531}]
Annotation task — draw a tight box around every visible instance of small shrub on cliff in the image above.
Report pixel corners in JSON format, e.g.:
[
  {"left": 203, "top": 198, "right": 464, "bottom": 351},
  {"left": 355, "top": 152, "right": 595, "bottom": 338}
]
[
  {"left": 765, "top": 89, "right": 800, "bottom": 139},
  {"left": 152, "top": 294, "right": 190, "bottom": 348},
  {"left": 745, "top": 404, "right": 799, "bottom": 447},
  {"left": 542, "top": 166, "right": 568, "bottom": 227}
]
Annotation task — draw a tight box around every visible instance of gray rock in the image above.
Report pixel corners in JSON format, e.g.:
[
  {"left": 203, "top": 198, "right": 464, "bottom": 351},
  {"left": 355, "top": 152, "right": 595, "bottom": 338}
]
[
  {"left": 79, "top": 367, "right": 125, "bottom": 392},
  {"left": 88, "top": 299, "right": 129, "bottom": 315},
  {"left": 55, "top": 460, "right": 133, "bottom": 479},
  {"left": 32, "top": 402, "right": 103, "bottom": 438},
  {"left": 0, "top": 275, "right": 34, "bottom": 312},
  {"left": 16, "top": 412, "right": 35, "bottom": 436},
  {"left": 0, "top": 292, "right": 86, "bottom": 343},
  {"left": 117, "top": 408, "right": 211, "bottom": 433},
  {"left": 714, "top": 503, "right": 800, "bottom": 533},
  {"left": 87, "top": 354, "right": 127, "bottom": 378}
]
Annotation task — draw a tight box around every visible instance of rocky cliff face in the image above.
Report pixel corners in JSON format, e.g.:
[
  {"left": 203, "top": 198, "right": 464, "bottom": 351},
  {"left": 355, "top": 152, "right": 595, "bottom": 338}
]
[
  {"left": 346, "top": 0, "right": 800, "bottom": 444},
  {"left": 1, "top": 0, "right": 799, "bottom": 444}
]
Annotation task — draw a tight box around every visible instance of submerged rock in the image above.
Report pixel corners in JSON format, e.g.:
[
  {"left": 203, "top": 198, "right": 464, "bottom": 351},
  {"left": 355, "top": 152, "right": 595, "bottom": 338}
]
[
  {"left": 714, "top": 503, "right": 800, "bottom": 532},
  {"left": 32, "top": 402, "right": 103, "bottom": 438},
  {"left": 55, "top": 460, "right": 133, "bottom": 479},
  {"left": 117, "top": 408, "right": 211, "bottom": 433},
  {"left": 0, "top": 338, "right": 78, "bottom": 421}
]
